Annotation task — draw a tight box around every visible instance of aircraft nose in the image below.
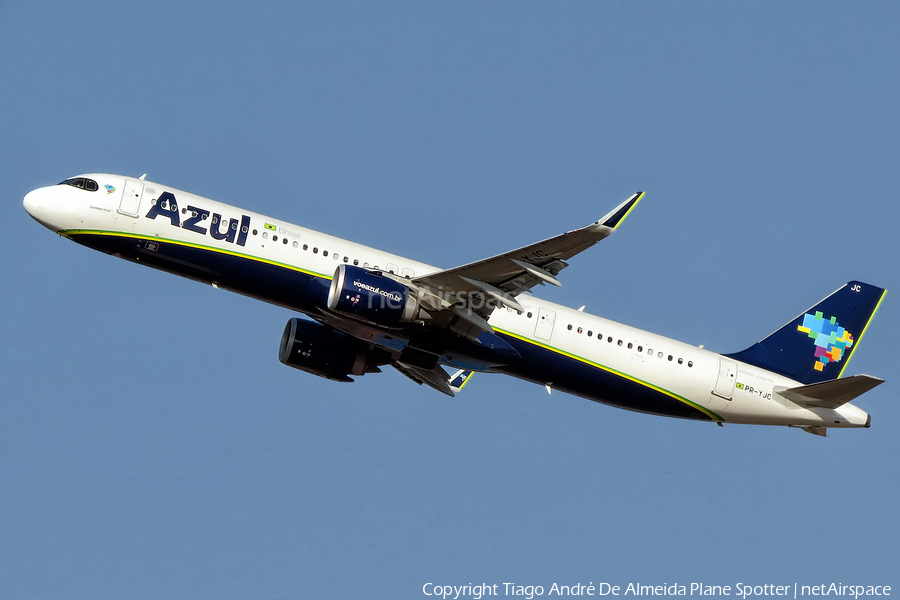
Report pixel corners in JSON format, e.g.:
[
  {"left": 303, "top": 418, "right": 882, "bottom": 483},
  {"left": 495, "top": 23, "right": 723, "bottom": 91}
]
[
  {"left": 23, "top": 188, "right": 44, "bottom": 218},
  {"left": 23, "top": 186, "right": 61, "bottom": 231}
]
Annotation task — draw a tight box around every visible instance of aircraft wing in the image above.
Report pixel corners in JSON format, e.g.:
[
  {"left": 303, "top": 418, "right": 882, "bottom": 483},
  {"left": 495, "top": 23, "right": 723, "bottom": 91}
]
[{"left": 408, "top": 192, "right": 644, "bottom": 329}]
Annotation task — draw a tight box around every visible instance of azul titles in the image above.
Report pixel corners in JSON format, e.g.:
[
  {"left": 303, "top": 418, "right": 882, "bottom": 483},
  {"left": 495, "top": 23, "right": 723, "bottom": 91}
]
[{"left": 145, "top": 191, "right": 251, "bottom": 247}]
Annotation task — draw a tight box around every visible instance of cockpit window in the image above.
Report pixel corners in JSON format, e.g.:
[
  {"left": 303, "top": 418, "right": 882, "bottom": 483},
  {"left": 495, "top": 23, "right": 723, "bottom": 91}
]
[{"left": 59, "top": 177, "right": 99, "bottom": 192}]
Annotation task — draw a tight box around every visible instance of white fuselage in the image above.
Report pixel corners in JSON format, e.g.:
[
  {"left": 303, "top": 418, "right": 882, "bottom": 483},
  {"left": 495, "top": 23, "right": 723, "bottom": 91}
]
[{"left": 23, "top": 174, "right": 871, "bottom": 430}]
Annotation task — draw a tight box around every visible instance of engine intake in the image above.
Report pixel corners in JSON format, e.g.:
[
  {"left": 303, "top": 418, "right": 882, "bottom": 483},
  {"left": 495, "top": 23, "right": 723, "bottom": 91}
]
[
  {"left": 327, "top": 264, "right": 420, "bottom": 326},
  {"left": 278, "top": 318, "right": 381, "bottom": 382}
]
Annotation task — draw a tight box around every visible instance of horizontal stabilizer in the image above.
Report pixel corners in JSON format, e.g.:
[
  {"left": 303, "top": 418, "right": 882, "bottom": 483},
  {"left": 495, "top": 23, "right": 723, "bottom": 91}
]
[
  {"left": 776, "top": 374, "right": 884, "bottom": 409},
  {"left": 449, "top": 369, "right": 475, "bottom": 393},
  {"left": 393, "top": 362, "right": 455, "bottom": 397},
  {"left": 800, "top": 425, "right": 828, "bottom": 437}
]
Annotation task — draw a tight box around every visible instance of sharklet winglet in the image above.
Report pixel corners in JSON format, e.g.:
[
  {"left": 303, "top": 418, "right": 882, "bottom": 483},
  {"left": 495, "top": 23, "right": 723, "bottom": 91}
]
[{"left": 600, "top": 191, "right": 644, "bottom": 229}]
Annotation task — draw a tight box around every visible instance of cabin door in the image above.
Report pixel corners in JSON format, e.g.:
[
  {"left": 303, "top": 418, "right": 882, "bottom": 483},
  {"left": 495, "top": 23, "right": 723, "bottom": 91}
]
[
  {"left": 118, "top": 179, "right": 144, "bottom": 217},
  {"left": 713, "top": 358, "right": 738, "bottom": 400},
  {"left": 534, "top": 308, "right": 556, "bottom": 341}
]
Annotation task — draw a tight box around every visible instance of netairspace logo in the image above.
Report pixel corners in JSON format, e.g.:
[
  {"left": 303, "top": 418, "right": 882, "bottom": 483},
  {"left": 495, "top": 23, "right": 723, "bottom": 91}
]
[{"left": 421, "top": 582, "right": 892, "bottom": 600}]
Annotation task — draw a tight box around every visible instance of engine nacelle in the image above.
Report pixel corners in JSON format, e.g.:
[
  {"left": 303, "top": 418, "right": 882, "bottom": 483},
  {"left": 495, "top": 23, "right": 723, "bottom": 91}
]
[
  {"left": 278, "top": 318, "right": 379, "bottom": 382},
  {"left": 327, "top": 264, "right": 420, "bottom": 326}
]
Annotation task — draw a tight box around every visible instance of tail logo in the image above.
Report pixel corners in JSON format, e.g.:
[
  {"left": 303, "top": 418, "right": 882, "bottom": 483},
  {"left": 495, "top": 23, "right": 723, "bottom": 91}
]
[{"left": 797, "top": 311, "right": 854, "bottom": 372}]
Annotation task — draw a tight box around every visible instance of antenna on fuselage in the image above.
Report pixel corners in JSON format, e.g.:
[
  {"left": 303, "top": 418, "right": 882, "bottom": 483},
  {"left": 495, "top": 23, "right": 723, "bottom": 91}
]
[{"left": 139, "top": 173, "right": 147, "bottom": 180}]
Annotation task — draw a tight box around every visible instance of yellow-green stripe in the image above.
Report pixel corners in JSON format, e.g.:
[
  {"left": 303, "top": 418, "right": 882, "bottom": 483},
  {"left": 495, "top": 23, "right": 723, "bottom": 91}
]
[
  {"left": 838, "top": 289, "right": 888, "bottom": 378},
  {"left": 494, "top": 326, "right": 723, "bottom": 421},
  {"left": 614, "top": 191, "right": 645, "bottom": 229},
  {"left": 61, "top": 229, "right": 333, "bottom": 280},
  {"left": 63, "top": 229, "right": 721, "bottom": 421}
]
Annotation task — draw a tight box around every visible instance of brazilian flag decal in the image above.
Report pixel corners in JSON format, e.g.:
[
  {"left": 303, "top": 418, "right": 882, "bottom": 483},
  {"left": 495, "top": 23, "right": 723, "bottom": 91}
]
[{"left": 264, "top": 223, "right": 276, "bottom": 231}]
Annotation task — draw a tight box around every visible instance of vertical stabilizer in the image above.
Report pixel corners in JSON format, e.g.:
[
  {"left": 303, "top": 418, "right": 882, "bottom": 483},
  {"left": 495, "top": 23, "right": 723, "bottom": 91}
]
[{"left": 726, "top": 281, "right": 886, "bottom": 385}]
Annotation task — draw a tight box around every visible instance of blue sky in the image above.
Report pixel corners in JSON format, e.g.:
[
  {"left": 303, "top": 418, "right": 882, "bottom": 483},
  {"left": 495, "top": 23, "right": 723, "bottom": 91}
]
[{"left": 3, "top": 2, "right": 899, "bottom": 598}]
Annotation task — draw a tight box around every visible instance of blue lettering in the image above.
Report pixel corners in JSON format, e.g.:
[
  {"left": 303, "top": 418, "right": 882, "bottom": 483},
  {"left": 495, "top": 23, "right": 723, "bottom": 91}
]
[
  {"left": 181, "top": 205, "right": 209, "bottom": 234},
  {"left": 145, "top": 191, "right": 180, "bottom": 226},
  {"left": 210, "top": 213, "right": 238, "bottom": 243},
  {"left": 236, "top": 215, "right": 250, "bottom": 246},
  {"left": 145, "top": 192, "right": 251, "bottom": 246}
]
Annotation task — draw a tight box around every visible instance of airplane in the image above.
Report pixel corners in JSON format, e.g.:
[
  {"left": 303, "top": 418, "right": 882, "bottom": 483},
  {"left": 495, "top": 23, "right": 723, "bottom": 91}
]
[{"left": 23, "top": 174, "right": 887, "bottom": 436}]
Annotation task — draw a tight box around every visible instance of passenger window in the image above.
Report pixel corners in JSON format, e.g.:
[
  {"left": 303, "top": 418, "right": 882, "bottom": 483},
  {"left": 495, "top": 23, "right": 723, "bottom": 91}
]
[
  {"left": 313, "top": 248, "right": 318, "bottom": 254},
  {"left": 627, "top": 342, "right": 633, "bottom": 349},
  {"left": 688, "top": 361, "right": 693, "bottom": 367},
  {"left": 587, "top": 331, "right": 592, "bottom": 337},
  {"left": 262, "top": 232, "right": 268, "bottom": 239},
  {"left": 353, "top": 259, "right": 359, "bottom": 266},
  {"left": 678, "top": 358, "right": 683, "bottom": 364},
  {"left": 527, "top": 312, "right": 533, "bottom": 318},
  {"left": 668, "top": 355, "right": 673, "bottom": 361},
  {"left": 282, "top": 237, "right": 288, "bottom": 245},
  {"left": 617, "top": 340, "right": 623, "bottom": 346},
  {"left": 323, "top": 250, "right": 328, "bottom": 257},
  {"left": 567, "top": 325, "right": 573, "bottom": 331},
  {"left": 293, "top": 241, "right": 298, "bottom": 248},
  {"left": 577, "top": 327, "right": 583, "bottom": 334},
  {"left": 658, "top": 352, "right": 663, "bottom": 358}
]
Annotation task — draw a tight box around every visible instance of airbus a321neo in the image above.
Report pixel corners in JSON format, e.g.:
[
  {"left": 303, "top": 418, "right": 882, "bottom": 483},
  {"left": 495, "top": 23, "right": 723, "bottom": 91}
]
[{"left": 24, "top": 174, "right": 887, "bottom": 436}]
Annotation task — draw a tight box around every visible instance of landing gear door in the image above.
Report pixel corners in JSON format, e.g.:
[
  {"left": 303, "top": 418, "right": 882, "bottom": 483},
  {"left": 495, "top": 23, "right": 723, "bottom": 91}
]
[
  {"left": 713, "top": 358, "right": 737, "bottom": 400},
  {"left": 534, "top": 308, "right": 556, "bottom": 341},
  {"left": 118, "top": 179, "right": 144, "bottom": 217}
]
